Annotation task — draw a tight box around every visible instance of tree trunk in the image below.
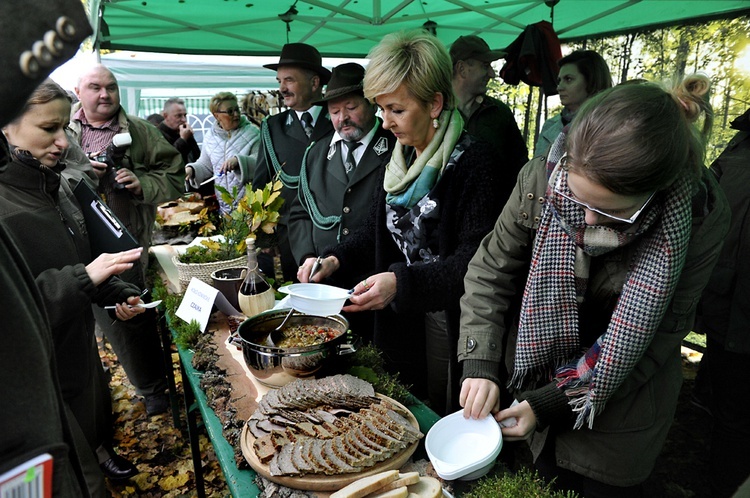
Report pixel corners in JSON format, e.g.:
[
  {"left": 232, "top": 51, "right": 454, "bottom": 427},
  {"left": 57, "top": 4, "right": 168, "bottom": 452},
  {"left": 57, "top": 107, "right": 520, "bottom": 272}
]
[{"left": 523, "top": 88, "right": 533, "bottom": 143}]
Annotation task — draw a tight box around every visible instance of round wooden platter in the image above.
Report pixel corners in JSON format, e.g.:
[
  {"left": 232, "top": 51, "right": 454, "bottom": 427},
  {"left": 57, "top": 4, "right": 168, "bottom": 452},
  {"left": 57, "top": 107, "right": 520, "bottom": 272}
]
[{"left": 241, "top": 394, "right": 420, "bottom": 492}]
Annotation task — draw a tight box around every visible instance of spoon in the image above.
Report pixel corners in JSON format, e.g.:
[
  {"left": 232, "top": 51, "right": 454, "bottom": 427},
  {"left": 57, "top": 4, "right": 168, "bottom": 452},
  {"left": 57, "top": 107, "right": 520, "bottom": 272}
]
[{"left": 274, "top": 308, "right": 296, "bottom": 332}]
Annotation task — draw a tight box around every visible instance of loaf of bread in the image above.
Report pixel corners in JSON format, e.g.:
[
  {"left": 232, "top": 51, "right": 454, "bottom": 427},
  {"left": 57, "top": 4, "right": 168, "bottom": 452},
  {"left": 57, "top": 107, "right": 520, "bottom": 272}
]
[
  {"left": 376, "top": 472, "right": 421, "bottom": 493},
  {"left": 405, "top": 476, "right": 442, "bottom": 498},
  {"left": 330, "top": 470, "right": 400, "bottom": 498},
  {"left": 369, "top": 487, "right": 408, "bottom": 498}
]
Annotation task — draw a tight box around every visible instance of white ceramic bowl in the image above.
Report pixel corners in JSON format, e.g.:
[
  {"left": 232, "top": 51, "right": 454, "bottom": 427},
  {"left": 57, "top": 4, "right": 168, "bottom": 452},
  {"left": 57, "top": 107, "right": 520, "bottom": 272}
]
[
  {"left": 425, "top": 410, "right": 503, "bottom": 481},
  {"left": 277, "top": 283, "right": 352, "bottom": 317}
]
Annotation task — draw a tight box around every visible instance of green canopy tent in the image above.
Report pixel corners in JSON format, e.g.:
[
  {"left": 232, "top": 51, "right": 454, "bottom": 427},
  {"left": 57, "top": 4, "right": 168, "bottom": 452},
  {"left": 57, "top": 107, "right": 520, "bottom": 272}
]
[{"left": 90, "top": 0, "right": 750, "bottom": 58}]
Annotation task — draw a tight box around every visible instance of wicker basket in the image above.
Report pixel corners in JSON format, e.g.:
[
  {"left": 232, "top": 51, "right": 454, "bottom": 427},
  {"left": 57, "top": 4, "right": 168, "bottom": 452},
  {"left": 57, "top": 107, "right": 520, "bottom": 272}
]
[{"left": 172, "top": 255, "right": 246, "bottom": 291}]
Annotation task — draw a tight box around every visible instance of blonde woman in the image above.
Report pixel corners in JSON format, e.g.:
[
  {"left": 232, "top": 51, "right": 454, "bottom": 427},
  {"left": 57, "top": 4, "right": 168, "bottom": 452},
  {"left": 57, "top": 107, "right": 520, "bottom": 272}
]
[
  {"left": 299, "top": 30, "right": 504, "bottom": 415},
  {"left": 185, "top": 91, "right": 261, "bottom": 213}
]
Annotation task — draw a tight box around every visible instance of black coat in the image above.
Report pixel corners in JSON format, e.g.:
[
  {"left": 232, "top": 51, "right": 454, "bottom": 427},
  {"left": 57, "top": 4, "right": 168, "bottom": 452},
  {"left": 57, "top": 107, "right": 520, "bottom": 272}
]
[
  {"left": 0, "top": 1, "right": 93, "bottom": 494},
  {"left": 0, "top": 151, "right": 139, "bottom": 458},
  {"left": 326, "top": 136, "right": 504, "bottom": 394},
  {"left": 253, "top": 109, "right": 334, "bottom": 224},
  {"left": 288, "top": 122, "right": 395, "bottom": 264},
  {"left": 695, "top": 109, "right": 750, "bottom": 354}
]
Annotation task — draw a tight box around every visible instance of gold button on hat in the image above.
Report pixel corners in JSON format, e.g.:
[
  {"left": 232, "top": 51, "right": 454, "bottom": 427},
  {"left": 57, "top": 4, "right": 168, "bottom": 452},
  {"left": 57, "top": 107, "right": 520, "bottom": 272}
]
[
  {"left": 33, "top": 41, "right": 54, "bottom": 67},
  {"left": 19, "top": 51, "right": 40, "bottom": 78},
  {"left": 44, "top": 31, "right": 64, "bottom": 56},
  {"left": 56, "top": 16, "right": 77, "bottom": 41}
]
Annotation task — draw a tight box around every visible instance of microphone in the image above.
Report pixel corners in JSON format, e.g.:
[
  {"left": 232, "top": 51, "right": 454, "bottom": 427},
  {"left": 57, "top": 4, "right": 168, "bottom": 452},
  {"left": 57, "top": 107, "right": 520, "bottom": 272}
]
[{"left": 99, "top": 132, "right": 132, "bottom": 190}]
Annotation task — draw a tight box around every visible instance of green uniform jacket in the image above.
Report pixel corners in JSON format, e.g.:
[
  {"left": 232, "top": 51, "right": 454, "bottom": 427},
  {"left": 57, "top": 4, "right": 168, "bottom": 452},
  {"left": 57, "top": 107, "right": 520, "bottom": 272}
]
[
  {"left": 69, "top": 104, "right": 184, "bottom": 249},
  {"left": 458, "top": 156, "right": 729, "bottom": 486},
  {"left": 288, "top": 122, "right": 395, "bottom": 264}
]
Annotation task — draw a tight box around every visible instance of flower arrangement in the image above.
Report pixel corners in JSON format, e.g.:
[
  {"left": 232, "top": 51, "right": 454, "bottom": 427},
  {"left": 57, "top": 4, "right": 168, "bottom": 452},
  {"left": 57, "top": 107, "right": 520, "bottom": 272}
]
[{"left": 177, "top": 180, "right": 284, "bottom": 264}]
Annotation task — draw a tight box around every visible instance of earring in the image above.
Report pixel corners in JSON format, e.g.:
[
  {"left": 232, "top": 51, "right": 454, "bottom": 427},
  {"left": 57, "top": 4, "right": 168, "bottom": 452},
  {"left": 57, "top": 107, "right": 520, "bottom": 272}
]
[{"left": 432, "top": 118, "right": 439, "bottom": 129}]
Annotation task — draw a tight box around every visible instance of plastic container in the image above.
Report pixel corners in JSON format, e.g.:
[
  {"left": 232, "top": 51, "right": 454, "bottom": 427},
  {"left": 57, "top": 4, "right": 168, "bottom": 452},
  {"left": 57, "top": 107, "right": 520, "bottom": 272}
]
[
  {"left": 425, "top": 410, "right": 503, "bottom": 481},
  {"left": 277, "top": 283, "right": 351, "bottom": 317}
]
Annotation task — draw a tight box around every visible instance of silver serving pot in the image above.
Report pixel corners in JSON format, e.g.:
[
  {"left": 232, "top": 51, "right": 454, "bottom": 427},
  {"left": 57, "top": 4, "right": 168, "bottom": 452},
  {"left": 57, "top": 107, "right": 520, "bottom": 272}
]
[{"left": 234, "top": 309, "right": 356, "bottom": 388}]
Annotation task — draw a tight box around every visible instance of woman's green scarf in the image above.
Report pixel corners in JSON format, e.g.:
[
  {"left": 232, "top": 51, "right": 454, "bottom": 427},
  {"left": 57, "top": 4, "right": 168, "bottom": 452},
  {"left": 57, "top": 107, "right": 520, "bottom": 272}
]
[{"left": 384, "top": 109, "right": 464, "bottom": 209}]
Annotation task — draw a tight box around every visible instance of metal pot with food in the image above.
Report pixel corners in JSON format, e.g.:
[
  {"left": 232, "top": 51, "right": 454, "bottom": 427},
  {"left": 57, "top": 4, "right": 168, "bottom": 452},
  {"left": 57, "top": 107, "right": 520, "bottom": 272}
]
[{"left": 234, "top": 309, "right": 357, "bottom": 388}]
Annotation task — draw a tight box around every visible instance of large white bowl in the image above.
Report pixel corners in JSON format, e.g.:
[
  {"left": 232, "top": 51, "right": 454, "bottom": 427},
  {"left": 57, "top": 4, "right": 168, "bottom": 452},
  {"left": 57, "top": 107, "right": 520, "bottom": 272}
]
[
  {"left": 277, "top": 283, "right": 352, "bottom": 317},
  {"left": 425, "top": 410, "right": 503, "bottom": 481}
]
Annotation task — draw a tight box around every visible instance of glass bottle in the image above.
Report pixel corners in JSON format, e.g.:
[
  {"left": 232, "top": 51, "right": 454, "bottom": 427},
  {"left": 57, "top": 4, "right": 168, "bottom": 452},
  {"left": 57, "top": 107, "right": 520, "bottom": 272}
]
[{"left": 237, "top": 237, "right": 275, "bottom": 317}]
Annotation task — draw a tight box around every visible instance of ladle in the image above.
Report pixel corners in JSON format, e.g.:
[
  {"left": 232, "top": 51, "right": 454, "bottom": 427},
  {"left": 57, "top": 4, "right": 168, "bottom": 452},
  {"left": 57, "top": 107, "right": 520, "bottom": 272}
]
[{"left": 274, "top": 308, "right": 296, "bottom": 332}]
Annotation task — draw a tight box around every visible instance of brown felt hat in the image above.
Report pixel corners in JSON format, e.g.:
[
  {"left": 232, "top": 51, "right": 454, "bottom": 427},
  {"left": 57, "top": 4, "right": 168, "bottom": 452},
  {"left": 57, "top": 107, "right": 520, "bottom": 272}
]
[
  {"left": 450, "top": 35, "right": 507, "bottom": 64},
  {"left": 313, "top": 63, "right": 365, "bottom": 105},
  {"left": 263, "top": 43, "right": 332, "bottom": 84}
]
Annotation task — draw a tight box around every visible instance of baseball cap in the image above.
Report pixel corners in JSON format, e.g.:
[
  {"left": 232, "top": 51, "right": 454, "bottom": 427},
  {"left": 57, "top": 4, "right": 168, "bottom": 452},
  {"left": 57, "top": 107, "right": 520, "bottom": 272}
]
[{"left": 450, "top": 35, "right": 507, "bottom": 64}]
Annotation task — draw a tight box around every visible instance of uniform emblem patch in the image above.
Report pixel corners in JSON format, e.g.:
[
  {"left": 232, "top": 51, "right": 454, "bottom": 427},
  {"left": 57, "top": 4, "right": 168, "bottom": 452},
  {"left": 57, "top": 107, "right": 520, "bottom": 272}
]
[{"left": 373, "top": 137, "right": 389, "bottom": 156}]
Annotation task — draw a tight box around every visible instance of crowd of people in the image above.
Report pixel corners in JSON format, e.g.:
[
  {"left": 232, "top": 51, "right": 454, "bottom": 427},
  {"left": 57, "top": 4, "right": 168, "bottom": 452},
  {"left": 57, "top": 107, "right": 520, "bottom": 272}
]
[{"left": 1, "top": 2, "right": 748, "bottom": 497}]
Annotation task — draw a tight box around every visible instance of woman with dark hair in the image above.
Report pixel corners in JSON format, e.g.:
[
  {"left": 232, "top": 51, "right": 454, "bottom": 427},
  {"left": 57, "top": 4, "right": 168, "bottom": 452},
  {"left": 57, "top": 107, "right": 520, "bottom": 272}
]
[
  {"left": 0, "top": 79, "right": 147, "bottom": 496},
  {"left": 534, "top": 50, "right": 612, "bottom": 157},
  {"left": 298, "top": 30, "right": 504, "bottom": 415},
  {"left": 458, "top": 74, "right": 729, "bottom": 496}
]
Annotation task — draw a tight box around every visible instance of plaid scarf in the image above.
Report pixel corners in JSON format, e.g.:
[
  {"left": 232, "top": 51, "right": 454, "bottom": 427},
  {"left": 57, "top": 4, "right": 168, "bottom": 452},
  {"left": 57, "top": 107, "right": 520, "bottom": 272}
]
[{"left": 511, "top": 137, "right": 694, "bottom": 429}]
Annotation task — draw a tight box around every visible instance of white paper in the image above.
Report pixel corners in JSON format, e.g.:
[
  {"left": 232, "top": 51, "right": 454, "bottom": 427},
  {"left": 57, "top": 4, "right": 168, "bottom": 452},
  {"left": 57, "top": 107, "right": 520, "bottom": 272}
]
[{"left": 175, "top": 278, "right": 242, "bottom": 331}]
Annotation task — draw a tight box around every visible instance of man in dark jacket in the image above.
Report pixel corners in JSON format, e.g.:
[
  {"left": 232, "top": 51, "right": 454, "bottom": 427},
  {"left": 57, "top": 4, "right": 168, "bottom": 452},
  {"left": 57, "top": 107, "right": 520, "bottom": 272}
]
[
  {"left": 253, "top": 43, "right": 334, "bottom": 282},
  {"left": 290, "top": 64, "right": 394, "bottom": 344},
  {"left": 694, "top": 108, "right": 750, "bottom": 498},
  {"left": 289, "top": 63, "right": 394, "bottom": 266},
  {"left": 69, "top": 65, "right": 183, "bottom": 425},
  {"left": 0, "top": 1, "right": 91, "bottom": 495},
  {"left": 158, "top": 98, "right": 201, "bottom": 164},
  {"left": 450, "top": 35, "right": 528, "bottom": 204}
]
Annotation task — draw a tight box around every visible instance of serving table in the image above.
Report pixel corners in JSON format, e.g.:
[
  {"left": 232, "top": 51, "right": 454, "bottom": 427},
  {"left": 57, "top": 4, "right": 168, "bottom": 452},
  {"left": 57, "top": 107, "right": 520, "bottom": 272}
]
[{"left": 151, "top": 243, "right": 441, "bottom": 497}]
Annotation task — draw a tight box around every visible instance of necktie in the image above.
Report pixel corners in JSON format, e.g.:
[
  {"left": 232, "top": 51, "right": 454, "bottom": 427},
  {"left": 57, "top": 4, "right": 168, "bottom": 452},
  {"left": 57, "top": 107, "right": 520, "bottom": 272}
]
[
  {"left": 343, "top": 140, "right": 362, "bottom": 175},
  {"left": 301, "top": 112, "right": 313, "bottom": 138}
]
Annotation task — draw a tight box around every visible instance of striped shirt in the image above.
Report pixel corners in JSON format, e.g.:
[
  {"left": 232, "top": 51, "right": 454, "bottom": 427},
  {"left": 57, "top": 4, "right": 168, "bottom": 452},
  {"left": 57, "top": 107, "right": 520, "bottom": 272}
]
[{"left": 73, "top": 107, "right": 120, "bottom": 155}]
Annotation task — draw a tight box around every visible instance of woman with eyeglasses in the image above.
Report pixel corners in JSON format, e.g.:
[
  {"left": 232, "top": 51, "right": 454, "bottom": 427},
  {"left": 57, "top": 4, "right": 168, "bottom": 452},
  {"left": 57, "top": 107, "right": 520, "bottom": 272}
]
[
  {"left": 185, "top": 91, "right": 260, "bottom": 213},
  {"left": 457, "top": 74, "right": 729, "bottom": 497}
]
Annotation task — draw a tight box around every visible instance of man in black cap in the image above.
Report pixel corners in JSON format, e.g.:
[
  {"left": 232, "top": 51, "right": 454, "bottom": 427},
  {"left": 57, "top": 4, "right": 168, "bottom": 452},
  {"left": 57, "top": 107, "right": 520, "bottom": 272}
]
[
  {"left": 450, "top": 34, "right": 527, "bottom": 201},
  {"left": 291, "top": 62, "right": 394, "bottom": 343},
  {"left": 290, "top": 62, "right": 394, "bottom": 267},
  {"left": 253, "top": 42, "right": 334, "bottom": 282}
]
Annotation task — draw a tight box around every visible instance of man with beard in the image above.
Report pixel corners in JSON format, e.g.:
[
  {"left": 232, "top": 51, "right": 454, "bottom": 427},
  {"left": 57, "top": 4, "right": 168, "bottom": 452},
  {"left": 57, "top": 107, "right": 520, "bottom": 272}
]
[
  {"left": 253, "top": 43, "right": 333, "bottom": 282},
  {"left": 291, "top": 63, "right": 394, "bottom": 343},
  {"left": 290, "top": 63, "right": 394, "bottom": 265},
  {"left": 450, "top": 35, "right": 527, "bottom": 202}
]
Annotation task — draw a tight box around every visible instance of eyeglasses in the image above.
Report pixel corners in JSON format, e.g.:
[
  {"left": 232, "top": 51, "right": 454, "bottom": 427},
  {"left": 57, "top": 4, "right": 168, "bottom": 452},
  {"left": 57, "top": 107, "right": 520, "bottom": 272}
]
[
  {"left": 554, "top": 176, "right": 656, "bottom": 224},
  {"left": 215, "top": 107, "right": 241, "bottom": 115}
]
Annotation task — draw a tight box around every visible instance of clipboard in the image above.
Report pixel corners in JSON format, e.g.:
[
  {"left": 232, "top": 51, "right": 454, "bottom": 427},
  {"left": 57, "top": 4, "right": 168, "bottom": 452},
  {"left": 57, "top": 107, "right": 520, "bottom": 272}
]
[{"left": 72, "top": 180, "right": 139, "bottom": 256}]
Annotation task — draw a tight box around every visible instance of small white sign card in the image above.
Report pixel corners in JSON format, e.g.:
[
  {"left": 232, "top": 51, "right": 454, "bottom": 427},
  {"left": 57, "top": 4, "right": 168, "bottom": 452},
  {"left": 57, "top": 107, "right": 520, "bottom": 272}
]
[{"left": 176, "top": 277, "right": 242, "bottom": 331}]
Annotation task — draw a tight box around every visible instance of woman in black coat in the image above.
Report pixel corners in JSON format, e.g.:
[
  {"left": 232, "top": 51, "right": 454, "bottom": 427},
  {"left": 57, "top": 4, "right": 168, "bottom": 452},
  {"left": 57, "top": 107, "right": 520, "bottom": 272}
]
[
  {"left": 0, "top": 80, "right": 146, "bottom": 496},
  {"left": 299, "top": 31, "right": 505, "bottom": 415}
]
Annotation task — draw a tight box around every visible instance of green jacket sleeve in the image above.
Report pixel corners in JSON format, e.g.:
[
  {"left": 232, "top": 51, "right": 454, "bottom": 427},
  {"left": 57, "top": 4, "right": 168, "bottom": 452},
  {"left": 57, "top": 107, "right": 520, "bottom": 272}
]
[{"left": 458, "top": 157, "right": 546, "bottom": 385}]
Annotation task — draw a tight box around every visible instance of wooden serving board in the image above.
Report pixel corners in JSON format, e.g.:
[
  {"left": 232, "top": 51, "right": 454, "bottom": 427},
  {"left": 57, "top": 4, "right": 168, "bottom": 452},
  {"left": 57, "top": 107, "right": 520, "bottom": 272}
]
[{"left": 241, "top": 395, "right": 420, "bottom": 492}]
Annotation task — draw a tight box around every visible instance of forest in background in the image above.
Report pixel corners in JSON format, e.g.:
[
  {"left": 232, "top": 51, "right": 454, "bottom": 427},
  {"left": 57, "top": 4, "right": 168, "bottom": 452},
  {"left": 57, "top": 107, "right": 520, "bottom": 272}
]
[{"left": 491, "top": 16, "right": 750, "bottom": 164}]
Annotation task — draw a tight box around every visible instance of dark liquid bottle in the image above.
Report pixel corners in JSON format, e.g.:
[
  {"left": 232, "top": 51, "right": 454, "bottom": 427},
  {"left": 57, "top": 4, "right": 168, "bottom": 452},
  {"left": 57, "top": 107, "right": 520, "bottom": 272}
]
[{"left": 238, "top": 237, "right": 275, "bottom": 316}]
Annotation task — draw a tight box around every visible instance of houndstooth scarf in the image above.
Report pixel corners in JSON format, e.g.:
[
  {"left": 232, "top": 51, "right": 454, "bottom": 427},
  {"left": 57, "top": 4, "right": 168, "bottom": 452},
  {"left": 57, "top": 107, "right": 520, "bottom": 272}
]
[{"left": 510, "top": 135, "right": 695, "bottom": 429}]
